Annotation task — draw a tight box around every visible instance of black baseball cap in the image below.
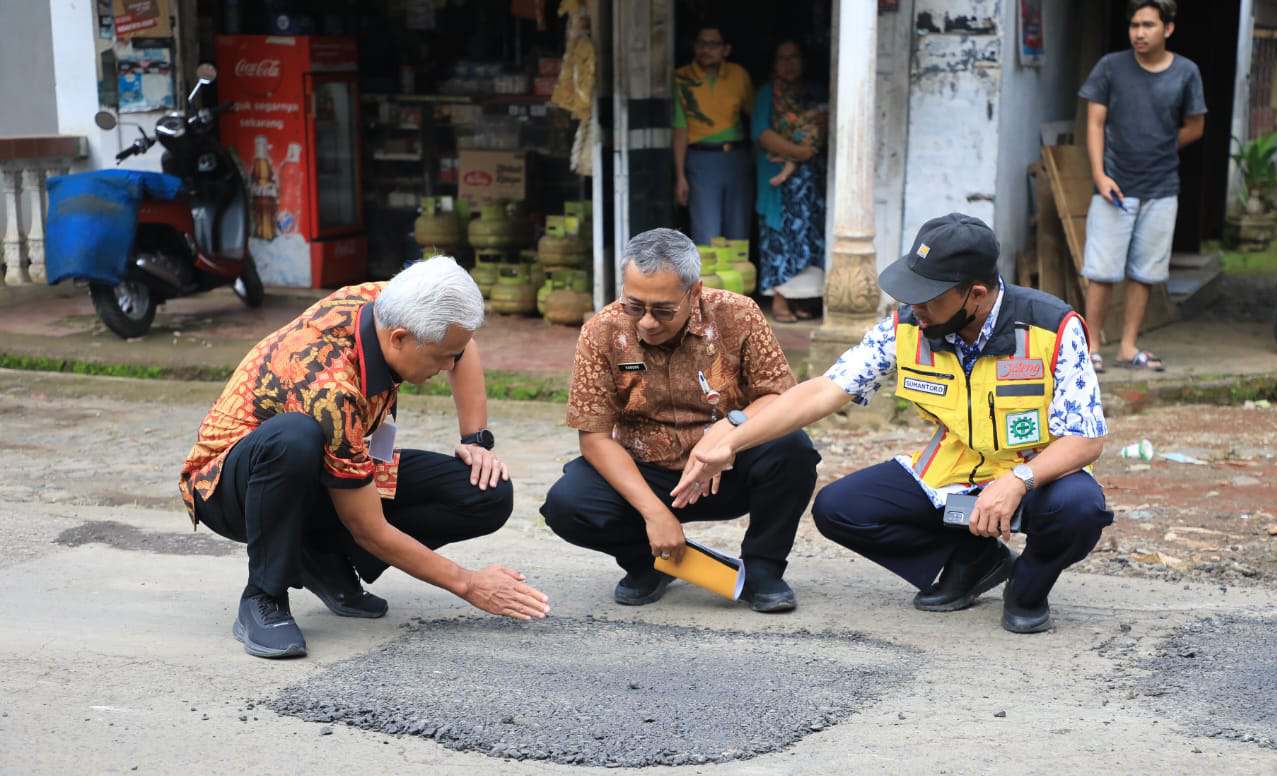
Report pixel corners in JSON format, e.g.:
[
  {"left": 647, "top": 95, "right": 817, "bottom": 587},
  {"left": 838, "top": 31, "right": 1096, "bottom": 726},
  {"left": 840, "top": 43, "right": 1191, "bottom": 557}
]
[{"left": 878, "top": 213, "right": 1000, "bottom": 305}]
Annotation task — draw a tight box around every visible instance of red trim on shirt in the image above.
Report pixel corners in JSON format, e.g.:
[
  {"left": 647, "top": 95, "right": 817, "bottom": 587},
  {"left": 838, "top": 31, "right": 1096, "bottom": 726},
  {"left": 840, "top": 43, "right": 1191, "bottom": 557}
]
[
  {"left": 354, "top": 308, "right": 369, "bottom": 395},
  {"left": 1050, "top": 311, "right": 1086, "bottom": 375}
]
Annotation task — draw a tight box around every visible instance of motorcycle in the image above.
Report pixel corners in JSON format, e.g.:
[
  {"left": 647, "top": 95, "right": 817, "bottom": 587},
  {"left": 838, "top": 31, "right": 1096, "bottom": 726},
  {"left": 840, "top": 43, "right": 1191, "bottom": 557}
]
[{"left": 81, "top": 63, "right": 262, "bottom": 338}]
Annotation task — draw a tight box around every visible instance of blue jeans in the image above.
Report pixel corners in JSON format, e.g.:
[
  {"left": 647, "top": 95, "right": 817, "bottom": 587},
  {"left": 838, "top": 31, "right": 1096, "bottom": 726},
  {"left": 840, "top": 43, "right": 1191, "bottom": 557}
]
[
  {"left": 811, "top": 461, "right": 1113, "bottom": 606},
  {"left": 685, "top": 146, "right": 753, "bottom": 246}
]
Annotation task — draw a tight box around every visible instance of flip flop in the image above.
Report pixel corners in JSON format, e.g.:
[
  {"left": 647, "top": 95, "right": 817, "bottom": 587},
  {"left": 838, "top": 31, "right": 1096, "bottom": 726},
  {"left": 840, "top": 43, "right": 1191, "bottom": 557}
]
[
  {"left": 1116, "top": 350, "right": 1165, "bottom": 371},
  {"left": 772, "top": 310, "right": 798, "bottom": 323},
  {"left": 1090, "top": 352, "right": 1105, "bottom": 374}
]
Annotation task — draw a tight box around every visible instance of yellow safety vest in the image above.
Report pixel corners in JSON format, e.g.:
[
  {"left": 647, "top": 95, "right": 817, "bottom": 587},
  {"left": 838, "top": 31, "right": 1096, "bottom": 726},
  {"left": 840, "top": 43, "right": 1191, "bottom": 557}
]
[{"left": 894, "top": 285, "right": 1086, "bottom": 490}]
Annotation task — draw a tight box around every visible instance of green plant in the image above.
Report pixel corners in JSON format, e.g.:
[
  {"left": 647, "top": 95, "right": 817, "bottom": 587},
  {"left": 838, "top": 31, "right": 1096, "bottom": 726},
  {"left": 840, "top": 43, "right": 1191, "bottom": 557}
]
[{"left": 1230, "top": 130, "right": 1277, "bottom": 208}]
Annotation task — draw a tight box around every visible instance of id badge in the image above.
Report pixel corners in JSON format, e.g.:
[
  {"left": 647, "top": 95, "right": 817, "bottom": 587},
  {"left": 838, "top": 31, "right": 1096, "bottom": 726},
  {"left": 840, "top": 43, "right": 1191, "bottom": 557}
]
[{"left": 368, "top": 416, "right": 397, "bottom": 463}]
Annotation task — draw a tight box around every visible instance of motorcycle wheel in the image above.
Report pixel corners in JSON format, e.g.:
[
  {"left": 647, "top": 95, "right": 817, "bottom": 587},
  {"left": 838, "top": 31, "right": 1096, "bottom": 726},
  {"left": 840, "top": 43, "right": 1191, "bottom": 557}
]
[
  {"left": 233, "top": 256, "right": 265, "bottom": 308},
  {"left": 90, "top": 280, "right": 156, "bottom": 339}
]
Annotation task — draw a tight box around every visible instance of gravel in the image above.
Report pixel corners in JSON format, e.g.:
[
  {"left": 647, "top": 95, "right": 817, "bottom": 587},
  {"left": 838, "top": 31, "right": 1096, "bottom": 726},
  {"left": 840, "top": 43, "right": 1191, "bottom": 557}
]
[
  {"left": 267, "top": 616, "right": 914, "bottom": 767},
  {"left": 1138, "top": 615, "right": 1277, "bottom": 749}
]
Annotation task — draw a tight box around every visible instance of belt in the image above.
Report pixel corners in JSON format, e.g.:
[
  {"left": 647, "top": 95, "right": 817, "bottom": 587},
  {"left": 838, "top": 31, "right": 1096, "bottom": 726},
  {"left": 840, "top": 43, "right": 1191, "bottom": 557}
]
[{"left": 688, "top": 141, "right": 748, "bottom": 153}]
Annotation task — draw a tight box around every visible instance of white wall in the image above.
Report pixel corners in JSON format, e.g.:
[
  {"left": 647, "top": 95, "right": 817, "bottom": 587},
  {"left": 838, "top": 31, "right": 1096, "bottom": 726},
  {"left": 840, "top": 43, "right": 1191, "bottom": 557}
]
[
  {"left": 992, "top": 0, "right": 1082, "bottom": 279},
  {"left": 50, "top": 0, "right": 174, "bottom": 172},
  {"left": 899, "top": 0, "right": 1004, "bottom": 273},
  {"left": 0, "top": 3, "right": 59, "bottom": 135},
  {"left": 873, "top": 1, "right": 916, "bottom": 271}
]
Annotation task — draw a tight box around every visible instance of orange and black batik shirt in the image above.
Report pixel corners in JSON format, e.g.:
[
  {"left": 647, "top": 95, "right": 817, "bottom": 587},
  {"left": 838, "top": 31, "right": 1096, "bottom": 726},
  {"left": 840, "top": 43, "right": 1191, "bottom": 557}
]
[{"left": 178, "top": 282, "right": 401, "bottom": 527}]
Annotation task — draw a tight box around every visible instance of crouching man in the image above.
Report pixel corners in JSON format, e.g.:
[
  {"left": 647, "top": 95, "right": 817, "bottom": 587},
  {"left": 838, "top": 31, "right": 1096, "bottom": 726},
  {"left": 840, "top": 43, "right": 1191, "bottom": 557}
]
[
  {"left": 179, "top": 257, "right": 549, "bottom": 659},
  {"left": 541, "top": 228, "right": 819, "bottom": 612},
  {"left": 675, "top": 214, "right": 1113, "bottom": 632}
]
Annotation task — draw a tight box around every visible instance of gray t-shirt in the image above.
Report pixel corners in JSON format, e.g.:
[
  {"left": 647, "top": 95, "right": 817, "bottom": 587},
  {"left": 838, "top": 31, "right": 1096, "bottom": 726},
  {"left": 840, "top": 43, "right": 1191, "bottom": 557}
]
[{"left": 1079, "top": 51, "right": 1207, "bottom": 199}]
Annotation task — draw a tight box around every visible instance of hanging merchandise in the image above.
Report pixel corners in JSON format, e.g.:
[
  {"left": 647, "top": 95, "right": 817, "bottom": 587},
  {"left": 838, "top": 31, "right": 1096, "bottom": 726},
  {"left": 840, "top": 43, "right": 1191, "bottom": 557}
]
[
  {"left": 117, "top": 46, "right": 175, "bottom": 113},
  {"left": 550, "top": 0, "right": 596, "bottom": 176}
]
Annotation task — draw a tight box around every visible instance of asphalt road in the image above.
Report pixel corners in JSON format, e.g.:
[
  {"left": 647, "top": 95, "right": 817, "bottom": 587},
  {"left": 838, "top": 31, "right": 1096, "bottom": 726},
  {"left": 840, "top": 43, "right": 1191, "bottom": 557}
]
[{"left": 2, "top": 370, "right": 1276, "bottom": 775}]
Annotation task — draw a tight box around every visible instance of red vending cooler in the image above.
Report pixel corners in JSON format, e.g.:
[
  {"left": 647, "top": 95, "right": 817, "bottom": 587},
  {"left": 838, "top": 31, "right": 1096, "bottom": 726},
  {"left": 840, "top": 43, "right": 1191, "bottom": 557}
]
[{"left": 215, "top": 35, "right": 366, "bottom": 288}]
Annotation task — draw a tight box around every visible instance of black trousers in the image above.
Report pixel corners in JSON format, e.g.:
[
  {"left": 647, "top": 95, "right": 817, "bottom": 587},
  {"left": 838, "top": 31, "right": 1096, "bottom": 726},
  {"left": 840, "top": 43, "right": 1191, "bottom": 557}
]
[
  {"left": 540, "top": 431, "right": 820, "bottom": 577},
  {"left": 193, "top": 413, "right": 514, "bottom": 597},
  {"left": 811, "top": 460, "right": 1113, "bottom": 606}
]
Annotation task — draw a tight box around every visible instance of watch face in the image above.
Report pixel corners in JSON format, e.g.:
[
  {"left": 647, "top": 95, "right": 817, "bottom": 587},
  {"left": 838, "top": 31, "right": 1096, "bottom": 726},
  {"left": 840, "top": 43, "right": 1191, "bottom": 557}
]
[{"left": 727, "top": 410, "right": 748, "bottom": 426}]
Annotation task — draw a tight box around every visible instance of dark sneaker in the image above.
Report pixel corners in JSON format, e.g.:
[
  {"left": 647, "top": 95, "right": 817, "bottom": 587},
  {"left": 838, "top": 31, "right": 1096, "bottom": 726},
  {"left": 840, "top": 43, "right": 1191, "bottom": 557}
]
[
  {"left": 913, "top": 543, "right": 1015, "bottom": 613},
  {"left": 613, "top": 569, "right": 674, "bottom": 606},
  {"left": 740, "top": 575, "right": 797, "bottom": 613},
  {"left": 1001, "top": 578, "right": 1052, "bottom": 634},
  {"left": 300, "top": 547, "right": 388, "bottom": 619},
  {"left": 233, "top": 592, "right": 307, "bottom": 659}
]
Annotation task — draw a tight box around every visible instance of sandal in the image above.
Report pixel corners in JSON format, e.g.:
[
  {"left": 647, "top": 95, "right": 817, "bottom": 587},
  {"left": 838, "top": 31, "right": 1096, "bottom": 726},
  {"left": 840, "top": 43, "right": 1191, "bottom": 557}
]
[
  {"left": 1090, "top": 352, "right": 1105, "bottom": 374},
  {"left": 1116, "top": 350, "right": 1165, "bottom": 371},
  {"left": 772, "top": 309, "right": 798, "bottom": 323}
]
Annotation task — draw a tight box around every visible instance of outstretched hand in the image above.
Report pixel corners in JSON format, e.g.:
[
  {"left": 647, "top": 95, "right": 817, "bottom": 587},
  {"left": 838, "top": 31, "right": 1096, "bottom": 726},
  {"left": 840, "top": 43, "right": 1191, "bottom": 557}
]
[
  {"left": 460, "top": 565, "right": 550, "bottom": 621},
  {"left": 670, "top": 442, "right": 734, "bottom": 508}
]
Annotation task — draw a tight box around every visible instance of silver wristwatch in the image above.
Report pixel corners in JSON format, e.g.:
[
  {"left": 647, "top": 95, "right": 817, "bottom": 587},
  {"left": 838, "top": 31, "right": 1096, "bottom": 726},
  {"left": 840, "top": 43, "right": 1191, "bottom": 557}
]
[{"left": 1011, "top": 463, "right": 1035, "bottom": 492}]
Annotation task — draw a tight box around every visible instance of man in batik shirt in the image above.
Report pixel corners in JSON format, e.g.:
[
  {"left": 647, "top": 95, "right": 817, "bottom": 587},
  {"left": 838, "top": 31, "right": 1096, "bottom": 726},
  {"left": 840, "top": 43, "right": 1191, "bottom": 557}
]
[{"left": 180, "top": 257, "right": 548, "bottom": 659}]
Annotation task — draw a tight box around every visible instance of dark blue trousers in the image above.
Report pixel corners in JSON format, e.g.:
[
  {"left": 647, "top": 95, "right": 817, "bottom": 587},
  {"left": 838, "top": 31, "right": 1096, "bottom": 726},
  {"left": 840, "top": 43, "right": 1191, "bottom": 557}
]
[
  {"left": 541, "top": 431, "right": 819, "bottom": 577},
  {"left": 811, "top": 461, "right": 1113, "bottom": 606}
]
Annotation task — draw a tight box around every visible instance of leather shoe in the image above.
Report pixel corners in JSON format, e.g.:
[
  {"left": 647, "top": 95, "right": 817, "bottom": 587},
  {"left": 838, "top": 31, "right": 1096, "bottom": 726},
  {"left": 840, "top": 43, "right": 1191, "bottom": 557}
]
[
  {"left": 740, "top": 575, "right": 797, "bottom": 613},
  {"left": 300, "top": 547, "right": 388, "bottom": 618},
  {"left": 614, "top": 569, "right": 673, "bottom": 606},
  {"left": 1001, "top": 577, "right": 1052, "bottom": 633},
  {"left": 913, "top": 543, "right": 1015, "bottom": 612}
]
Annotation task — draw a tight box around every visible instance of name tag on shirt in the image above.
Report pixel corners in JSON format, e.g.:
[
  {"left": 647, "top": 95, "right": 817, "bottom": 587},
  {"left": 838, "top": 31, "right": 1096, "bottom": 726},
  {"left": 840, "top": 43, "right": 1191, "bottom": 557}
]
[
  {"left": 618, "top": 362, "right": 647, "bottom": 372},
  {"left": 368, "top": 416, "right": 397, "bottom": 463}
]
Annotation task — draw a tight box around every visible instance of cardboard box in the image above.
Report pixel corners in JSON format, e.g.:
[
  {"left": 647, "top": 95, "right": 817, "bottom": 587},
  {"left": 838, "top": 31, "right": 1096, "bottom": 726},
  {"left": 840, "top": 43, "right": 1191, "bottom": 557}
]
[{"left": 459, "top": 150, "right": 528, "bottom": 204}]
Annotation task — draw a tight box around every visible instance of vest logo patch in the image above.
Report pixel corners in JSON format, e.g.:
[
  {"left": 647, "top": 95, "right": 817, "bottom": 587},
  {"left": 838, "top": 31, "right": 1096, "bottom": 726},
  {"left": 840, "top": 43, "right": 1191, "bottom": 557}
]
[
  {"left": 903, "top": 377, "right": 948, "bottom": 396},
  {"left": 917, "top": 243, "right": 931, "bottom": 258},
  {"left": 1006, "top": 409, "right": 1042, "bottom": 446},
  {"left": 997, "top": 358, "right": 1045, "bottom": 381}
]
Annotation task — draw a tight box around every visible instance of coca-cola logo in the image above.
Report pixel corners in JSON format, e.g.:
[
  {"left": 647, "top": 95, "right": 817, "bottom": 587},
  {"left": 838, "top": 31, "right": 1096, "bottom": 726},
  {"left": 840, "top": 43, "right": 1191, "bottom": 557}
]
[
  {"left": 463, "top": 170, "right": 493, "bottom": 186},
  {"left": 232, "top": 58, "right": 283, "bottom": 96}
]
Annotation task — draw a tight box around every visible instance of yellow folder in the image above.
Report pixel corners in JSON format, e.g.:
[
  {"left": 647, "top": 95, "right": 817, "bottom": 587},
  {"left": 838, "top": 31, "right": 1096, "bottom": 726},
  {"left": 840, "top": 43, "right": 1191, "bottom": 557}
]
[{"left": 653, "top": 539, "right": 746, "bottom": 601}]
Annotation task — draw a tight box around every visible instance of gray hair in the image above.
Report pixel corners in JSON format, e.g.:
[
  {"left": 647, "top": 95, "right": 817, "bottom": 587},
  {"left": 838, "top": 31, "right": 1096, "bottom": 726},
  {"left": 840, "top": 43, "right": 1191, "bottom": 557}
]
[
  {"left": 620, "top": 228, "right": 701, "bottom": 289},
  {"left": 374, "top": 255, "right": 485, "bottom": 343}
]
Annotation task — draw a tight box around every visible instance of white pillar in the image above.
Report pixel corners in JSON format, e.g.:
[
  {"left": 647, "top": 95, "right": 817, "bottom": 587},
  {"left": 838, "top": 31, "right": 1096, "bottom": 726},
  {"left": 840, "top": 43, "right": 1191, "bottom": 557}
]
[
  {"left": 22, "top": 166, "right": 46, "bottom": 283},
  {"left": 2, "top": 167, "right": 25, "bottom": 286},
  {"left": 810, "top": 0, "right": 881, "bottom": 368}
]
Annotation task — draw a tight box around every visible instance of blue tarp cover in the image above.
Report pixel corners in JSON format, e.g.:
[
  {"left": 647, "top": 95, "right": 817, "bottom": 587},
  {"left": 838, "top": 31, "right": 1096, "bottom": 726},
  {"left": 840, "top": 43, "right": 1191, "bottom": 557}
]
[{"left": 44, "top": 169, "right": 184, "bottom": 286}]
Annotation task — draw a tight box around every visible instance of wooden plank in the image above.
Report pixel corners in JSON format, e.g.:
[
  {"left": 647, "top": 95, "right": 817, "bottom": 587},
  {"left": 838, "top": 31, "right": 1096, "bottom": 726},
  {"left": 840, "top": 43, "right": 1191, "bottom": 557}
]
[
  {"left": 1041, "top": 145, "right": 1093, "bottom": 282},
  {"left": 1030, "top": 161, "right": 1069, "bottom": 298}
]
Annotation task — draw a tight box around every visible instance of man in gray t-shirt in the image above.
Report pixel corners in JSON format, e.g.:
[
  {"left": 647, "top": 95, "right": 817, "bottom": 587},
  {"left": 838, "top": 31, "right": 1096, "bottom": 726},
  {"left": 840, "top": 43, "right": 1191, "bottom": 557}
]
[{"left": 1079, "top": 0, "right": 1206, "bottom": 374}]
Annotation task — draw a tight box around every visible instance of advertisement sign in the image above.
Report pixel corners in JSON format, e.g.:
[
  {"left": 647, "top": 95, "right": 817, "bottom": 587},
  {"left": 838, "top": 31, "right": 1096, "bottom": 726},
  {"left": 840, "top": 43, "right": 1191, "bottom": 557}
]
[{"left": 113, "top": 0, "right": 172, "bottom": 40}]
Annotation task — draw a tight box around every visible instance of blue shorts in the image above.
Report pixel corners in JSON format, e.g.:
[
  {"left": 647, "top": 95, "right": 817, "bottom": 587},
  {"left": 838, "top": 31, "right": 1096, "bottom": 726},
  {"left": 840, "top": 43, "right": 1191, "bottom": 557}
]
[{"left": 1081, "top": 194, "right": 1177, "bottom": 285}]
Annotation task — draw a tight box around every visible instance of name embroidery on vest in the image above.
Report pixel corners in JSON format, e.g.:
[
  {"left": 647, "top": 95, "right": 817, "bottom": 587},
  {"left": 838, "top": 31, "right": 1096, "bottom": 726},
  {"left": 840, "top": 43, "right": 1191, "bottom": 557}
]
[
  {"left": 997, "top": 358, "right": 1045, "bottom": 380},
  {"left": 903, "top": 377, "right": 948, "bottom": 396}
]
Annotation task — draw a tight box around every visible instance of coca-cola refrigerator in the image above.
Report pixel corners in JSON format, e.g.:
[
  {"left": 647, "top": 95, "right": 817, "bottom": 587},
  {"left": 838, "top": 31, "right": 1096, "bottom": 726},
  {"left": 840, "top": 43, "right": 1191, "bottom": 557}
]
[{"left": 215, "top": 35, "right": 366, "bottom": 288}]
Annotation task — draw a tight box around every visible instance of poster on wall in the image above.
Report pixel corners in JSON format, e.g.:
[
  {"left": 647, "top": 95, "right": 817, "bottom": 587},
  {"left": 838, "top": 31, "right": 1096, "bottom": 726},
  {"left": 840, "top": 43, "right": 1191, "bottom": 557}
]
[
  {"left": 113, "top": 0, "right": 173, "bottom": 40},
  {"left": 118, "top": 46, "right": 175, "bottom": 112},
  {"left": 1019, "top": 0, "right": 1044, "bottom": 66}
]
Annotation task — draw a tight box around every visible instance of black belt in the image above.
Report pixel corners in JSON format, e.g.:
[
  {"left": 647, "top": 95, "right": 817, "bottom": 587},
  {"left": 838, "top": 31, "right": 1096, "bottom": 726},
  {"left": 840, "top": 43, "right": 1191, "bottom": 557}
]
[{"left": 688, "top": 141, "right": 748, "bottom": 153}]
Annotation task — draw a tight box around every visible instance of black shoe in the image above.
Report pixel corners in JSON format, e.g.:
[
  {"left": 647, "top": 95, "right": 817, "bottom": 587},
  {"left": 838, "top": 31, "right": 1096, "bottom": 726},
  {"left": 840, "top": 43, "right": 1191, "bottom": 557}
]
[
  {"left": 613, "top": 569, "right": 673, "bottom": 606},
  {"left": 1001, "top": 578, "right": 1052, "bottom": 634},
  {"left": 300, "top": 547, "right": 388, "bottom": 619},
  {"left": 740, "top": 575, "right": 797, "bottom": 613},
  {"left": 233, "top": 592, "right": 307, "bottom": 659},
  {"left": 913, "top": 543, "right": 1016, "bottom": 613}
]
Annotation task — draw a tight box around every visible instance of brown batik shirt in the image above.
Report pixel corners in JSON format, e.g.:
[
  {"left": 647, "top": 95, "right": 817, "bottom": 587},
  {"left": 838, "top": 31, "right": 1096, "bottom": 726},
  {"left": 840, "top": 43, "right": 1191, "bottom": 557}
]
[
  {"left": 178, "top": 282, "right": 402, "bottom": 526},
  {"left": 566, "top": 287, "right": 796, "bottom": 470}
]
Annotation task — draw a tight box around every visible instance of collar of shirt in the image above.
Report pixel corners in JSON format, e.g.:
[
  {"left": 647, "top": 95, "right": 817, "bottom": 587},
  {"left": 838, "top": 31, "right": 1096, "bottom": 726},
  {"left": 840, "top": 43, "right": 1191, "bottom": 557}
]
[
  {"left": 944, "top": 278, "right": 1005, "bottom": 363},
  {"left": 356, "top": 301, "right": 402, "bottom": 397}
]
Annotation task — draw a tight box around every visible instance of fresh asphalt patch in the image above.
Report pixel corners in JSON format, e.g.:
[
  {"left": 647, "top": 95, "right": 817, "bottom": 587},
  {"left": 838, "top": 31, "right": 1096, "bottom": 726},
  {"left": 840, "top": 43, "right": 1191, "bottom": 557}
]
[
  {"left": 1138, "top": 615, "right": 1277, "bottom": 749},
  {"left": 54, "top": 520, "right": 239, "bottom": 557},
  {"left": 268, "top": 615, "right": 916, "bottom": 767}
]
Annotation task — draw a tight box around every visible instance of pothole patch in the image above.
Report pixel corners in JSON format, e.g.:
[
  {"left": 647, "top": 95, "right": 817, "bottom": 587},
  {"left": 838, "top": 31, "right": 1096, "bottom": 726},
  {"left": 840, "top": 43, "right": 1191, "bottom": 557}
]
[
  {"left": 54, "top": 520, "right": 239, "bottom": 557},
  {"left": 1139, "top": 615, "right": 1277, "bottom": 749},
  {"left": 268, "top": 616, "right": 914, "bottom": 767}
]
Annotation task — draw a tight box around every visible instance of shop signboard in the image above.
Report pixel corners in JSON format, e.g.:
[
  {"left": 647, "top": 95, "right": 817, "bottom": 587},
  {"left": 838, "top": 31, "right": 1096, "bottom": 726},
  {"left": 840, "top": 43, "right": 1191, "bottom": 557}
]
[{"left": 113, "top": 0, "right": 172, "bottom": 39}]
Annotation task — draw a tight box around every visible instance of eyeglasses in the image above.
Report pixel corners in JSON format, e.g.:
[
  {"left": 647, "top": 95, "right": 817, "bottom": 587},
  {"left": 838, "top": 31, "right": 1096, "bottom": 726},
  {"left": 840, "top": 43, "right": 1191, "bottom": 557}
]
[
  {"left": 694, "top": 39, "right": 725, "bottom": 50},
  {"left": 621, "top": 288, "right": 691, "bottom": 322}
]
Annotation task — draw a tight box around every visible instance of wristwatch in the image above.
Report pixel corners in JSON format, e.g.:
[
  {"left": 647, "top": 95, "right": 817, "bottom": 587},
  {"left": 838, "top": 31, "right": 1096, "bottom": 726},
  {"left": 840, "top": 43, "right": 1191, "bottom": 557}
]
[
  {"left": 727, "top": 409, "right": 748, "bottom": 427},
  {"left": 1011, "top": 463, "right": 1035, "bottom": 492},
  {"left": 460, "top": 428, "right": 495, "bottom": 450}
]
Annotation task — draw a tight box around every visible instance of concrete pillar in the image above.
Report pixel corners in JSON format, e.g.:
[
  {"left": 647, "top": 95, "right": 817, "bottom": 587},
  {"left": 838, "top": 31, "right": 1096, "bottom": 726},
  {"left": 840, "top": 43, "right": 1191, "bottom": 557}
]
[
  {"left": 810, "top": 0, "right": 882, "bottom": 371},
  {"left": 2, "top": 167, "right": 24, "bottom": 286},
  {"left": 22, "top": 167, "right": 46, "bottom": 283}
]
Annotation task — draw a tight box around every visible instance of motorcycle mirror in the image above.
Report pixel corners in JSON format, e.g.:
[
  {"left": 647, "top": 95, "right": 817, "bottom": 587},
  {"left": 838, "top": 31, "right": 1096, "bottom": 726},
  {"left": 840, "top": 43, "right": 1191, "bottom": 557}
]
[
  {"left": 94, "top": 111, "right": 118, "bottom": 131},
  {"left": 195, "top": 62, "right": 218, "bottom": 83}
]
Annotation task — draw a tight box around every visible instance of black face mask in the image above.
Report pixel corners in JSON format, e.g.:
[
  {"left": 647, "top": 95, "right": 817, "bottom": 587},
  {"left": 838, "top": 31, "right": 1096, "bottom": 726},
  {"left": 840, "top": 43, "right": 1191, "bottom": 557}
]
[{"left": 920, "top": 287, "right": 975, "bottom": 340}]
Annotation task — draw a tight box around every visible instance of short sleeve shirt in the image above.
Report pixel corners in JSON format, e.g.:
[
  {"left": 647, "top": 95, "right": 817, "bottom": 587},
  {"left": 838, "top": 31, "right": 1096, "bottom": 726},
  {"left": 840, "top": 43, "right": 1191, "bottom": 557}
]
[
  {"left": 1079, "top": 51, "right": 1207, "bottom": 199},
  {"left": 673, "top": 62, "right": 754, "bottom": 144},
  {"left": 567, "top": 288, "right": 795, "bottom": 470},
  {"left": 178, "top": 283, "right": 402, "bottom": 525}
]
